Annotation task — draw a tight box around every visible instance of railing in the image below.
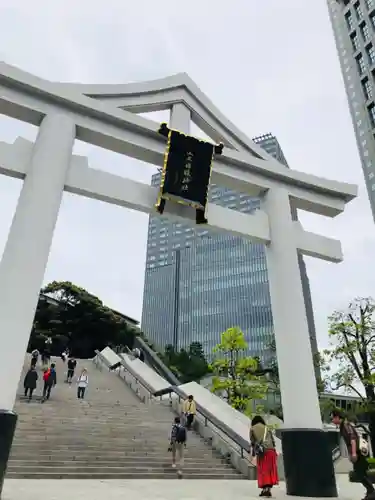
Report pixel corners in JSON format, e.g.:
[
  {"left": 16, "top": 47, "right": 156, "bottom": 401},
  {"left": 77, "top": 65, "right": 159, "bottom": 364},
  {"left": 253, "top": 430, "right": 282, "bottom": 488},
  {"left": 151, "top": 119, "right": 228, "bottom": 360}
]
[
  {"left": 94, "top": 350, "right": 164, "bottom": 399},
  {"left": 133, "top": 336, "right": 181, "bottom": 387},
  {"left": 93, "top": 349, "right": 252, "bottom": 461}
]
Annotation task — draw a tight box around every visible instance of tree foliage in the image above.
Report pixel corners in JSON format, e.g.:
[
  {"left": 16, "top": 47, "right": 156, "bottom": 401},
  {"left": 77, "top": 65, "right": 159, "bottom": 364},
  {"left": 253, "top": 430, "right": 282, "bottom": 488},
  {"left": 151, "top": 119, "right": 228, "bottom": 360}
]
[
  {"left": 29, "top": 281, "right": 136, "bottom": 358},
  {"left": 210, "top": 327, "right": 266, "bottom": 416},
  {"left": 162, "top": 341, "right": 210, "bottom": 383},
  {"left": 323, "top": 297, "right": 375, "bottom": 445}
]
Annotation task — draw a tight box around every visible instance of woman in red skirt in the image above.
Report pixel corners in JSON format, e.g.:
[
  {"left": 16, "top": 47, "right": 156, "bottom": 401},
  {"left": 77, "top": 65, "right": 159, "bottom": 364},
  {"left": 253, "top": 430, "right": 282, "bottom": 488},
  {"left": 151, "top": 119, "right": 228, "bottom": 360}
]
[{"left": 250, "top": 415, "right": 279, "bottom": 497}]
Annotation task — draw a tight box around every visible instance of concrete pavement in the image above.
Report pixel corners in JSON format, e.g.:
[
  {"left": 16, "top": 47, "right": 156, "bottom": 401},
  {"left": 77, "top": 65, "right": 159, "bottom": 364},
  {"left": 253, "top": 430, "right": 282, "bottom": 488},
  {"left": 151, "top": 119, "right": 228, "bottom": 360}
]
[{"left": 1, "top": 476, "right": 364, "bottom": 500}]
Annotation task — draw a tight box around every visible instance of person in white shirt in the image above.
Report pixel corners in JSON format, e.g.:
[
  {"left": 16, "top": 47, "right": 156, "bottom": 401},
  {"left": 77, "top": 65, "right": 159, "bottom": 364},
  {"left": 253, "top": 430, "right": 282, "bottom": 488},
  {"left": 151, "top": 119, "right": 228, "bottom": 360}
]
[{"left": 77, "top": 369, "right": 88, "bottom": 399}]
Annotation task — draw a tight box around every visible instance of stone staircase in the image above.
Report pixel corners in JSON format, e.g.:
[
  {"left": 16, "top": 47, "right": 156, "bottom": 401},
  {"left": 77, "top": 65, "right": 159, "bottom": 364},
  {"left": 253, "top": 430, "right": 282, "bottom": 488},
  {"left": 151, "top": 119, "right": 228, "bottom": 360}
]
[{"left": 8, "top": 356, "right": 244, "bottom": 479}]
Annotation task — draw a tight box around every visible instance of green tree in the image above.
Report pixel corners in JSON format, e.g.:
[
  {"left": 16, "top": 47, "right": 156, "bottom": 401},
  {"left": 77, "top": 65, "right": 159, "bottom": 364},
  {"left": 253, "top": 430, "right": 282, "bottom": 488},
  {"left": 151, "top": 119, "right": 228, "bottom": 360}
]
[
  {"left": 162, "top": 342, "right": 210, "bottom": 383},
  {"left": 210, "top": 327, "right": 266, "bottom": 415},
  {"left": 29, "top": 281, "right": 136, "bottom": 358},
  {"left": 324, "top": 297, "right": 375, "bottom": 450}
]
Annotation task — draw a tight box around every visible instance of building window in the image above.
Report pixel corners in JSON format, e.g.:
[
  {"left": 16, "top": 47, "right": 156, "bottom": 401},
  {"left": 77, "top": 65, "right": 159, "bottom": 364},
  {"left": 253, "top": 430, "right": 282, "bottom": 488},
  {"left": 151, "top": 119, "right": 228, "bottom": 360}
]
[
  {"left": 351, "top": 32, "right": 360, "bottom": 51},
  {"left": 357, "top": 54, "right": 367, "bottom": 74},
  {"left": 367, "top": 44, "right": 375, "bottom": 64},
  {"left": 363, "top": 77, "right": 373, "bottom": 99},
  {"left": 345, "top": 11, "right": 354, "bottom": 30},
  {"left": 366, "top": 0, "right": 374, "bottom": 10},
  {"left": 355, "top": 1, "right": 364, "bottom": 19},
  {"left": 368, "top": 103, "right": 375, "bottom": 126},
  {"left": 361, "top": 22, "right": 371, "bottom": 41}
]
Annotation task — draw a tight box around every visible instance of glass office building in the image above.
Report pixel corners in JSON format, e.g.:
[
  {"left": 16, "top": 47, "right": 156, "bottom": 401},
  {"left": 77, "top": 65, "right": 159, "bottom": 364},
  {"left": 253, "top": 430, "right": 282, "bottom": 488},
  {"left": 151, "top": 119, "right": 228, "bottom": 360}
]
[
  {"left": 141, "top": 134, "right": 318, "bottom": 361},
  {"left": 327, "top": 0, "right": 375, "bottom": 221}
]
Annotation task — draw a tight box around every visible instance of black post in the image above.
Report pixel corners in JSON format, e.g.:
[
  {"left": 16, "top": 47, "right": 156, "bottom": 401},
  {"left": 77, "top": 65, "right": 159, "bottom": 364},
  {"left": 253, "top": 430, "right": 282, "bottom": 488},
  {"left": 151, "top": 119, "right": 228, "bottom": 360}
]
[
  {"left": 282, "top": 428, "right": 337, "bottom": 497},
  {"left": 173, "top": 249, "right": 181, "bottom": 350},
  {"left": 0, "top": 410, "right": 17, "bottom": 496}
]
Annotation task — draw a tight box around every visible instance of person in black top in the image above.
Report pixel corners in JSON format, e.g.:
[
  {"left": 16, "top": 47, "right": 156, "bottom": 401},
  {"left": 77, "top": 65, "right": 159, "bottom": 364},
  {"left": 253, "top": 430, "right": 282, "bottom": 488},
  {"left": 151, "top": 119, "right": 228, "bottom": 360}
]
[
  {"left": 66, "top": 357, "right": 77, "bottom": 384},
  {"left": 23, "top": 366, "right": 38, "bottom": 402},
  {"left": 332, "top": 410, "right": 375, "bottom": 499}
]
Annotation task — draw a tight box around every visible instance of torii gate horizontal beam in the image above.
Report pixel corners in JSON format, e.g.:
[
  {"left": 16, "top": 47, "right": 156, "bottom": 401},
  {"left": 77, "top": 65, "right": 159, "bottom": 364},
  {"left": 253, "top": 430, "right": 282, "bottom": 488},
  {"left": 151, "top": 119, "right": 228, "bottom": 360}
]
[
  {"left": 0, "top": 137, "right": 343, "bottom": 263},
  {"left": 0, "top": 62, "right": 357, "bottom": 218}
]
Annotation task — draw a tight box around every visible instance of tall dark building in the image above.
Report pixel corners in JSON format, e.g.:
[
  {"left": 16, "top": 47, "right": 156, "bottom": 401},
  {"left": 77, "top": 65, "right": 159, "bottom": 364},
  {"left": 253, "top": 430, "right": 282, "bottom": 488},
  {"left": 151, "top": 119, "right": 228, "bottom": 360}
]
[
  {"left": 327, "top": 0, "right": 375, "bottom": 220},
  {"left": 141, "top": 133, "right": 318, "bottom": 363}
]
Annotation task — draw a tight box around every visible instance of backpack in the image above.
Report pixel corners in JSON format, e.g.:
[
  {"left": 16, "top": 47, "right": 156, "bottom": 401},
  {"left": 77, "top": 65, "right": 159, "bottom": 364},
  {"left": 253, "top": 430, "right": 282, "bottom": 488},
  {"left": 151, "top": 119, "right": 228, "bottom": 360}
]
[
  {"left": 175, "top": 424, "right": 187, "bottom": 443},
  {"left": 43, "top": 369, "right": 51, "bottom": 382},
  {"left": 345, "top": 423, "right": 369, "bottom": 457},
  {"left": 359, "top": 434, "right": 369, "bottom": 456}
]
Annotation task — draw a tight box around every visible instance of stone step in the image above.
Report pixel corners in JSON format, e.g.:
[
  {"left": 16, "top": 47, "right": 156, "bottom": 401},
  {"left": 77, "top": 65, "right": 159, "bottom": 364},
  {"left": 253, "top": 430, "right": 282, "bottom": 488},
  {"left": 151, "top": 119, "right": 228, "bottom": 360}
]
[
  {"left": 10, "top": 450, "right": 215, "bottom": 458},
  {"left": 7, "top": 465, "right": 239, "bottom": 474},
  {"left": 16, "top": 413, "right": 177, "bottom": 420},
  {"left": 10, "top": 356, "right": 245, "bottom": 481},
  {"left": 9, "top": 451, "right": 220, "bottom": 459},
  {"left": 6, "top": 471, "right": 244, "bottom": 479},
  {"left": 10, "top": 453, "right": 220, "bottom": 462},
  {"left": 10, "top": 444, "right": 215, "bottom": 452},
  {"left": 15, "top": 421, "right": 173, "bottom": 428},
  {"left": 11, "top": 437, "right": 205, "bottom": 445},
  {"left": 8, "top": 459, "right": 228, "bottom": 467}
]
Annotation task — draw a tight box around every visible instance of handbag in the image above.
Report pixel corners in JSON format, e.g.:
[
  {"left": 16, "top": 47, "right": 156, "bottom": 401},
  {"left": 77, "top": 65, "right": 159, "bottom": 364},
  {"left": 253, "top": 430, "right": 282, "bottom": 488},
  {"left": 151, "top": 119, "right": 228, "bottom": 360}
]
[{"left": 253, "top": 425, "right": 268, "bottom": 457}]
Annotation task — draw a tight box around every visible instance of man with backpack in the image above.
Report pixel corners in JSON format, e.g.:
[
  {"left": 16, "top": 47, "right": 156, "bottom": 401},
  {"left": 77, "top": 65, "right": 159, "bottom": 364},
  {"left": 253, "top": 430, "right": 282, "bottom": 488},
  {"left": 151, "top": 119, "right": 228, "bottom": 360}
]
[
  {"left": 331, "top": 410, "right": 375, "bottom": 499},
  {"left": 42, "top": 363, "right": 57, "bottom": 403},
  {"left": 169, "top": 416, "right": 186, "bottom": 477}
]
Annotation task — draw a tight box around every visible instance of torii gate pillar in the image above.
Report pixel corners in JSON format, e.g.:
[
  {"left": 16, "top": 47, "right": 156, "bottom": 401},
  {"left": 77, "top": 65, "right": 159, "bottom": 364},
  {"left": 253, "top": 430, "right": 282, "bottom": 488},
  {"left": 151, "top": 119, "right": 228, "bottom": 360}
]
[{"left": 264, "top": 187, "right": 336, "bottom": 496}]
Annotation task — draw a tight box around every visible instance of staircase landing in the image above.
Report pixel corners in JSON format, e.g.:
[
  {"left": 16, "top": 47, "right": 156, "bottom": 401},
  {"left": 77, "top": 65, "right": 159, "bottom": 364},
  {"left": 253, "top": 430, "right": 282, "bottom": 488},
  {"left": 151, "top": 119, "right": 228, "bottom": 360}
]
[{"left": 1, "top": 476, "right": 359, "bottom": 500}]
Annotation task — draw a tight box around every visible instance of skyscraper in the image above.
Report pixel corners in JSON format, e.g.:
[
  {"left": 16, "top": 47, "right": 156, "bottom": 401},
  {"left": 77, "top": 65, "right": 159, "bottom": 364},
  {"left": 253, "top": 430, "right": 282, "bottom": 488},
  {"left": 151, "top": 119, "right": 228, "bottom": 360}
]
[
  {"left": 327, "top": 0, "right": 375, "bottom": 220},
  {"left": 141, "top": 134, "right": 318, "bottom": 362}
]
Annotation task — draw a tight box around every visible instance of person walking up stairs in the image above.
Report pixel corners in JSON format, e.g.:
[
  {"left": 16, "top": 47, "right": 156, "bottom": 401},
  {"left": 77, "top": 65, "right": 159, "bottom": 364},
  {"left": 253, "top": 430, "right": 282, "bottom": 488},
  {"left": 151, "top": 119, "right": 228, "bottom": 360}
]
[
  {"left": 169, "top": 416, "right": 186, "bottom": 478},
  {"left": 23, "top": 365, "right": 38, "bottom": 402},
  {"left": 41, "top": 363, "right": 57, "bottom": 403},
  {"left": 77, "top": 368, "right": 88, "bottom": 399}
]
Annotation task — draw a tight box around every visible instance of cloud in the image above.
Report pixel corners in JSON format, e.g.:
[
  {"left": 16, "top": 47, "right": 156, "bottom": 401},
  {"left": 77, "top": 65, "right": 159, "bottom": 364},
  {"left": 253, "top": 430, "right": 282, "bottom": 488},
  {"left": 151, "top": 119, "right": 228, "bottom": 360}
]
[{"left": 0, "top": 0, "right": 373, "bottom": 354}]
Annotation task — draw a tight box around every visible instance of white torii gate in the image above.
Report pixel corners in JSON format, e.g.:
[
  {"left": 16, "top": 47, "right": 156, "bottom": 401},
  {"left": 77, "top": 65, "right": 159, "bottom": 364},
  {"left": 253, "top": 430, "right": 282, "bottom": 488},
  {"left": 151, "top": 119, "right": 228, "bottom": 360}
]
[{"left": 0, "top": 62, "right": 356, "bottom": 497}]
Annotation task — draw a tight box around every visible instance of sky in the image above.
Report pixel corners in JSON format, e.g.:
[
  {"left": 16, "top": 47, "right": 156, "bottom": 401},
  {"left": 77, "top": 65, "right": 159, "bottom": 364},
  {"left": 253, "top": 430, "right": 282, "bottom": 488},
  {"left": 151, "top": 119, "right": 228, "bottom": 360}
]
[{"left": 0, "top": 0, "right": 374, "bottom": 352}]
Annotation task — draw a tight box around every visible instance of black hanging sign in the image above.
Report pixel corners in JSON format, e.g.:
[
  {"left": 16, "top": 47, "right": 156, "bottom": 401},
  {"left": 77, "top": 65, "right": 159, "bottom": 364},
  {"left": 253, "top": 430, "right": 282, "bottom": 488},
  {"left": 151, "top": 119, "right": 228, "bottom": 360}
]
[{"left": 156, "top": 123, "right": 223, "bottom": 224}]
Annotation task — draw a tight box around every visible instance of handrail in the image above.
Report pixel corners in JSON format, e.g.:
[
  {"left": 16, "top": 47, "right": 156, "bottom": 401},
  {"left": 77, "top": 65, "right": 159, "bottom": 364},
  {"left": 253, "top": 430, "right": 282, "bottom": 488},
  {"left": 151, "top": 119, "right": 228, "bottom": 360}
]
[
  {"left": 94, "top": 350, "right": 173, "bottom": 398},
  {"left": 133, "top": 336, "right": 181, "bottom": 386},
  {"left": 94, "top": 350, "right": 113, "bottom": 370},
  {"left": 94, "top": 349, "right": 252, "bottom": 459}
]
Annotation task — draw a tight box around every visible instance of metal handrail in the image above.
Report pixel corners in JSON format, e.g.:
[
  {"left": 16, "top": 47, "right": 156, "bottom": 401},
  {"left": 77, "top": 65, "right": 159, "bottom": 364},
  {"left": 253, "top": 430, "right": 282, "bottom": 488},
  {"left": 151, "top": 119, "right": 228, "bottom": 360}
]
[{"left": 94, "top": 349, "right": 252, "bottom": 459}]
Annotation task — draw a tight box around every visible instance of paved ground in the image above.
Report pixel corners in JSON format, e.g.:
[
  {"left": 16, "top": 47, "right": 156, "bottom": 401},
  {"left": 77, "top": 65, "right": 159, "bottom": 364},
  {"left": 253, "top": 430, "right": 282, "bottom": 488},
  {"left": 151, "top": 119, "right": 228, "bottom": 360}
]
[{"left": 1, "top": 476, "right": 365, "bottom": 499}]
